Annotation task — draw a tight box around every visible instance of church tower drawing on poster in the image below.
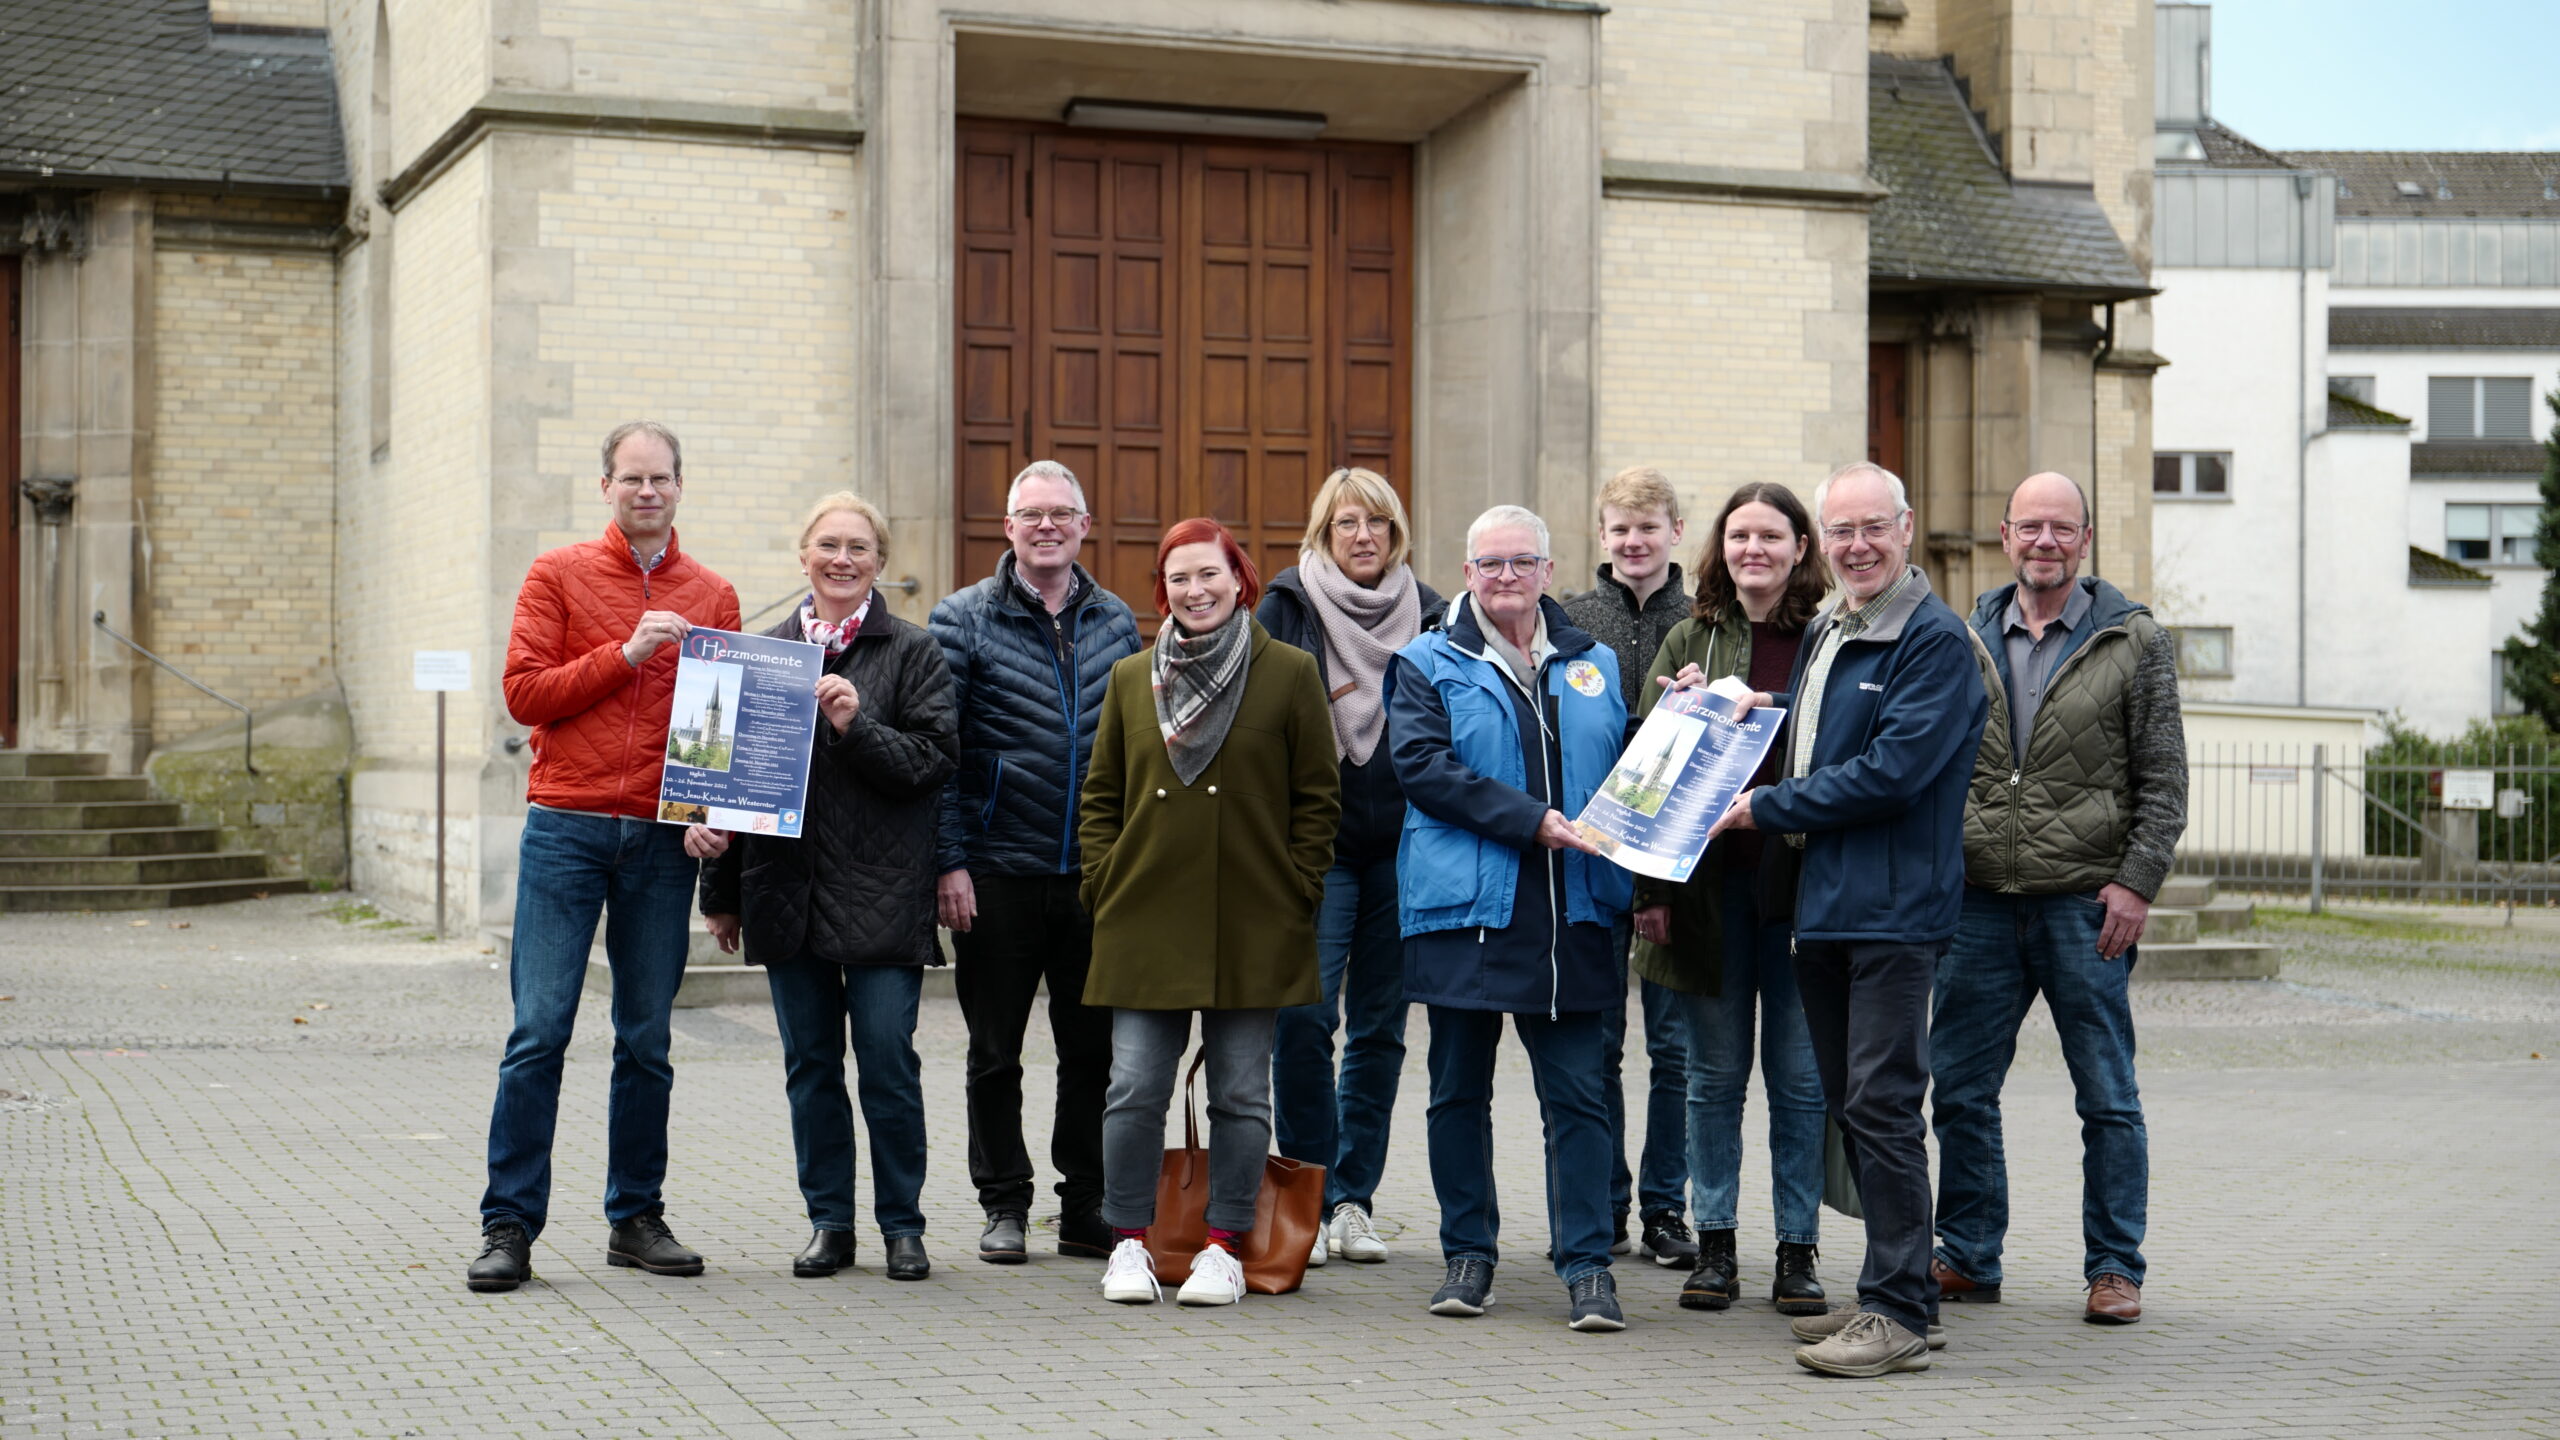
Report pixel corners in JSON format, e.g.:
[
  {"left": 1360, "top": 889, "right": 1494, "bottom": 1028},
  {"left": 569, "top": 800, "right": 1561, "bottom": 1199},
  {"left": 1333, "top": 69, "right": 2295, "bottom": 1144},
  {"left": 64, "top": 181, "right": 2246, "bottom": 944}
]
[{"left": 701, "top": 684, "right": 726, "bottom": 754}]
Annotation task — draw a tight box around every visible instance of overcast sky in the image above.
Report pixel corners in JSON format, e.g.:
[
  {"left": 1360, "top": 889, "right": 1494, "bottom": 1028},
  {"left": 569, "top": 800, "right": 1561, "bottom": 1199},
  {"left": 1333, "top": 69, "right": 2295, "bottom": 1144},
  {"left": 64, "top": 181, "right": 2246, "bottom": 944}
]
[{"left": 2202, "top": 0, "right": 2560, "bottom": 151}]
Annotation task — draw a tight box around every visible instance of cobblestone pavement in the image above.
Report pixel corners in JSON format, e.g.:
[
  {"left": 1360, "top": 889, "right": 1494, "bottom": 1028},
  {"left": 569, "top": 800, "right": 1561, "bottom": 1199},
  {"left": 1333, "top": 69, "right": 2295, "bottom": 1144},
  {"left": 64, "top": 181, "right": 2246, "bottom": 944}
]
[{"left": 3, "top": 897, "right": 2556, "bottom": 1439}]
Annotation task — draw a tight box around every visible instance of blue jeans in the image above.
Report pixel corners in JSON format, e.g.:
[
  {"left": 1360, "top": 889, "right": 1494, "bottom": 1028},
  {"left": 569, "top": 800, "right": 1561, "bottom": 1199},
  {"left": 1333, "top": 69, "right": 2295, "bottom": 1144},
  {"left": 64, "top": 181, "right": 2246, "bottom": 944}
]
[
  {"left": 1424, "top": 1005, "right": 1614, "bottom": 1283},
  {"left": 1601, "top": 918, "right": 1689, "bottom": 1220},
  {"left": 767, "top": 961, "right": 928, "bottom": 1238},
  {"left": 1931, "top": 888, "right": 2148, "bottom": 1286},
  {"left": 1271, "top": 855, "right": 1408, "bottom": 1212},
  {"left": 481, "top": 806, "right": 696, "bottom": 1238},
  {"left": 1674, "top": 862, "right": 1826, "bottom": 1244}
]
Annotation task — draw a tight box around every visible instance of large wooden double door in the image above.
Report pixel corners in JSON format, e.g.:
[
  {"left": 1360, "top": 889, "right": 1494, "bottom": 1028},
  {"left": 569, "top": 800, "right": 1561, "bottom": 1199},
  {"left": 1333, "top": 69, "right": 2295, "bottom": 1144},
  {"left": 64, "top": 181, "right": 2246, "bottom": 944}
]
[{"left": 955, "top": 120, "right": 1413, "bottom": 623}]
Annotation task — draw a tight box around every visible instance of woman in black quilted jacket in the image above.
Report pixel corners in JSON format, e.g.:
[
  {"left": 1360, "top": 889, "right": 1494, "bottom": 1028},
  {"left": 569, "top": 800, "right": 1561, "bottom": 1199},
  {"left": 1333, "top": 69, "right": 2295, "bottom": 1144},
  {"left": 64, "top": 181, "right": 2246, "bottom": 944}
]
[{"left": 694, "top": 492, "right": 959, "bottom": 1282}]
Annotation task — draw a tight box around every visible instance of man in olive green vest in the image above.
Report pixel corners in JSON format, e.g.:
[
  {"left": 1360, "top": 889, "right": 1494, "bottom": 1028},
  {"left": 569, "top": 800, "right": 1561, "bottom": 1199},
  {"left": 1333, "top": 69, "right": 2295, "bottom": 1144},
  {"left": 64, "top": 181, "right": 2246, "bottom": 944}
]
[{"left": 1930, "top": 471, "right": 2187, "bottom": 1328}]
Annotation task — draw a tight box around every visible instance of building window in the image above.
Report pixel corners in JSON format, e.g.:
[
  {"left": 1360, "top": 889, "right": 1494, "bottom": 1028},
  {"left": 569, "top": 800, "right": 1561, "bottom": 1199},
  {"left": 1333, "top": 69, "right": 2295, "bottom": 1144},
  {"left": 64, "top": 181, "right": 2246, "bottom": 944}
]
[
  {"left": 2331, "top": 375, "right": 2376, "bottom": 404},
  {"left": 2446, "top": 503, "right": 2541, "bottom": 565},
  {"left": 2173, "top": 626, "right": 2233, "bottom": 678},
  {"left": 2493, "top": 652, "right": 2527, "bottom": 716},
  {"left": 2153, "top": 451, "right": 2231, "bottom": 498},
  {"left": 2427, "top": 376, "right": 2534, "bottom": 439}
]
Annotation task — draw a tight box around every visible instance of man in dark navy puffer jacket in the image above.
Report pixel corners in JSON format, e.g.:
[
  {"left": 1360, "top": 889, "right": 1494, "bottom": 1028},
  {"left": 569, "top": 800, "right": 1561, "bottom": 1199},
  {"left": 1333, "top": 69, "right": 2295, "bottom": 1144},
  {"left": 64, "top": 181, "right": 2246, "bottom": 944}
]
[{"left": 929, "top": 460, "right": 1141, "bottom": 1264}]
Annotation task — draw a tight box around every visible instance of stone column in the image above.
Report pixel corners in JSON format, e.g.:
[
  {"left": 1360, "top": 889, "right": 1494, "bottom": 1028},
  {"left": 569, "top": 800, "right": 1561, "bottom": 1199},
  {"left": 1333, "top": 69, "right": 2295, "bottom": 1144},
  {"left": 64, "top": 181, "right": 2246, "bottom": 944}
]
[
  {"left": 1966, "top": 296, "right": 2043, "bottom": 601},
  {"left": 77, "top": 195, "right": 157, "bottom": 772},
  {"left": 18, "top": 191, "right": 154, "bottom": 769}
]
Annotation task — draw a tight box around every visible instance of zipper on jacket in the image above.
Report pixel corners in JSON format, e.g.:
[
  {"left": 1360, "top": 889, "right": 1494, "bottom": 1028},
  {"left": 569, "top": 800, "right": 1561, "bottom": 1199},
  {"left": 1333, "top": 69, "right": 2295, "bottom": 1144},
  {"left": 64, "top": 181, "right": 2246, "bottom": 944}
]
[
  {"left": 1539, "top": 665, "right": 1563, "bottom": 1022},
  {"left": 1051, "top": 602, "right": 1080, "bottom": 874},
  {"left": 617, "top": 562, "right": 656, "bottom": 818},
  {"left": 1997, "top": 618, "right": 2127, "bottom": 886},
  {"left": 2006, "top": 769, "right": 2022, "bottom": 887}
]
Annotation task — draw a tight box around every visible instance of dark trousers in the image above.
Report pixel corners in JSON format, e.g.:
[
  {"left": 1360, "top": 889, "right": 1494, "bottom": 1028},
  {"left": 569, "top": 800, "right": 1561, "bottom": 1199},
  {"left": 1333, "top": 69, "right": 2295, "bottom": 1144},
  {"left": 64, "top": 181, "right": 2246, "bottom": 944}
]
[
  {"left": 766, "top": 961, "right": 927, "bottom": 1237},
  {"left": 1425, "top": 1005, "right": 1615, "bottom": 1283},
  {"left": 1793, "top": 938, "right": 1942, "bottom": 1338},
  {"left": 952, "top": 870, "right": 1112, "bottom": 1215}
]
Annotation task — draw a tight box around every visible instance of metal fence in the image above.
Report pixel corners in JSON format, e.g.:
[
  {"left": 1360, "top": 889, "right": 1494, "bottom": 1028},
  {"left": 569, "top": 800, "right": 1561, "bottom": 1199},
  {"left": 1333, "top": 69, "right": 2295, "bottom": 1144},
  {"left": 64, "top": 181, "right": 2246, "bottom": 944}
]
[{"left": 2178, "top": 742, "right": 2560, "bottom": 911}]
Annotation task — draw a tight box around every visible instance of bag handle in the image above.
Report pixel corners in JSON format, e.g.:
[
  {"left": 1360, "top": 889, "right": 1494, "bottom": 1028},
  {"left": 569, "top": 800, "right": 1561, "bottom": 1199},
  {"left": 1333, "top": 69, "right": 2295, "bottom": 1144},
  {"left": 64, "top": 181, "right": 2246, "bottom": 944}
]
[
  {"left": 1171, "top": 1045, "right": 1208, "bottom": 1187},
  {"left": 1181, "top": 1045, "right": 1207, "bottom": 1154}
]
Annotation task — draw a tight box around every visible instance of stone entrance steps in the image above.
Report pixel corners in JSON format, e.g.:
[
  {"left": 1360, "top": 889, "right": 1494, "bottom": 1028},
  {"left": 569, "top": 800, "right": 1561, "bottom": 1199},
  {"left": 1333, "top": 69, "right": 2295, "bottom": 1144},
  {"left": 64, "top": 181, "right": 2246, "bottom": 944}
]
[
  {"left": 0, "top": 751, "right": 307, "bottom": 912},
  {"left": 2138, "top": 875, "right": 2279, "bottom": 980}
]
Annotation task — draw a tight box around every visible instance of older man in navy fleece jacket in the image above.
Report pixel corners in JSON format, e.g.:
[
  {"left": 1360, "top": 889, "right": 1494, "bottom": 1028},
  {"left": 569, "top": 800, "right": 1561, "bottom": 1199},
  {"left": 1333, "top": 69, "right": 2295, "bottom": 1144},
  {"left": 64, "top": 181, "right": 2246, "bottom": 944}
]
[{"left": 1704, "top": 461, "right": 1987, "bottom": 1380}]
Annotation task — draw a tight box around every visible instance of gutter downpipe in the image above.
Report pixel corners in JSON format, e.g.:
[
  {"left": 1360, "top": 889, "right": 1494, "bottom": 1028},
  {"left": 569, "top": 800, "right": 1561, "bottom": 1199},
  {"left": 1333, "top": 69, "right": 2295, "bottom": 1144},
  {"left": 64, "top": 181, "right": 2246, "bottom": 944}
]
[
  {"left": 2295, "top": 172, "right": 2312, "bottom": 707},
  {"left": 2092, "top": 300, "right": 2114, "bottom": 578}
]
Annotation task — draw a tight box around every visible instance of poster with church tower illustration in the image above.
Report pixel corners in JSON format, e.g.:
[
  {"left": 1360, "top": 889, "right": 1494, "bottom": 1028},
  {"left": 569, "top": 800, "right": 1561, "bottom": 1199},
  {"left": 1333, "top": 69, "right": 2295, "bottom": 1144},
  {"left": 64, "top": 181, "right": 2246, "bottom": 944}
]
[
  {"left": 668, "top": 656, "right": 743, "bottom": 773},
  {"left": 656, "top": 628, "right": 824, "bottom": 836}
]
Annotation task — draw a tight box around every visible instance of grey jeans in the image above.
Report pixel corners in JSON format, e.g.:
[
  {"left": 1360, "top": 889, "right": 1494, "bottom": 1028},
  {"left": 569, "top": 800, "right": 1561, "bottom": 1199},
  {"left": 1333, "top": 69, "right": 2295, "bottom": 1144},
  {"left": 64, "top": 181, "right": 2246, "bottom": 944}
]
[{"left": 1101, "top": 1007, "right": 1277, "bottom": 1234}]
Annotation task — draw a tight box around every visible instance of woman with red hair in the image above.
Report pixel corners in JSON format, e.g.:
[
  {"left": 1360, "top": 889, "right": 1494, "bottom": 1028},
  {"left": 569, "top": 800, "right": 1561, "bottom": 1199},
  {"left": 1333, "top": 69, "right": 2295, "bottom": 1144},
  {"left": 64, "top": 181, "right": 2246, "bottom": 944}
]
[{"left": 1076, "top": 518, "right": 1342, "bottom": 1307}]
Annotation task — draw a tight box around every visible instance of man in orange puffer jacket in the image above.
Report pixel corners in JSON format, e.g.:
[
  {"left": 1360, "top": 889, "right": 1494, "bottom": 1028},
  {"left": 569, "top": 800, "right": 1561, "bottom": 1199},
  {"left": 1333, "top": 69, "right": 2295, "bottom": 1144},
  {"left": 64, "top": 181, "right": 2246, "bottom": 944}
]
[{"left": 469, "top": 420, "right": 742, "bottom": 1294}]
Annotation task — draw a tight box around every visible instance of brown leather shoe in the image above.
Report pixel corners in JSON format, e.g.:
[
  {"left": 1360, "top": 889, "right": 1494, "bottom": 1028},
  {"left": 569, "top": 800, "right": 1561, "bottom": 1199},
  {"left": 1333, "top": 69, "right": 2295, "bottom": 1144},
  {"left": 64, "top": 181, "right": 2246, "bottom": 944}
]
[
  {"left": 2084, "top": 1274, "right": 2142, "bottom": 1324},
  {"left": 1932, "top": 1258, "right": 2000, "bottom": 1304}
]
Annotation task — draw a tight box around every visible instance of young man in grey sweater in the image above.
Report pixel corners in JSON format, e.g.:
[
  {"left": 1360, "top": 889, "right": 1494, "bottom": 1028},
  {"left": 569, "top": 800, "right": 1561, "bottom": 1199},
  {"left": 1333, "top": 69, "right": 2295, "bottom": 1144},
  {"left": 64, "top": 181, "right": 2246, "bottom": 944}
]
[{"left": 1560, "top": 466, "right": 1699, "bottom": 1269}]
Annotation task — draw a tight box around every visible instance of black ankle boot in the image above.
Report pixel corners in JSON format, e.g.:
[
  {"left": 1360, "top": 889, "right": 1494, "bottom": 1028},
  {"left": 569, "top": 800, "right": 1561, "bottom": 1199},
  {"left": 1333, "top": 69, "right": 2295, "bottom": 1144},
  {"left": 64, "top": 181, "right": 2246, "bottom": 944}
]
[
  {"left": 467, "top": 1222, "right": 532, "bottom": 1292},
  {"left": 606, "top": 1212, "right": 705, "bottom": 1276},
  {"left": 1679, "top": 1228, "right": 1739, "bottom": 1311},
  {"left": 794, "top": 1228, "right": 856, "bottom": 1277},
  {"left": 1772, "top": 1241, "right": 1827, "bottom": 1315}
]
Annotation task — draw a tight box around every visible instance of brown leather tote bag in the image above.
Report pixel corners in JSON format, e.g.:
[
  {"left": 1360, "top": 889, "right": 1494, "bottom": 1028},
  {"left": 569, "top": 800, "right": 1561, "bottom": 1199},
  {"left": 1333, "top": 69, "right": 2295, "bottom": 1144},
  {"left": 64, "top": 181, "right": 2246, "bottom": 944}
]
[{"left": 1146, "top": 1047, "right": 1327, "bottom": 1294}]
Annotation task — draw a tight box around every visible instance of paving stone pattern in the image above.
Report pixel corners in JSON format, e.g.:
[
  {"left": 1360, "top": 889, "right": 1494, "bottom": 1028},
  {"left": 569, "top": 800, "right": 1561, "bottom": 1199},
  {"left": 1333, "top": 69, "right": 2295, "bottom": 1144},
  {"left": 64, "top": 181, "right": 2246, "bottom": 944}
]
[{"left": 3, "top": 898, "right": 2557, "bottom": 1438}]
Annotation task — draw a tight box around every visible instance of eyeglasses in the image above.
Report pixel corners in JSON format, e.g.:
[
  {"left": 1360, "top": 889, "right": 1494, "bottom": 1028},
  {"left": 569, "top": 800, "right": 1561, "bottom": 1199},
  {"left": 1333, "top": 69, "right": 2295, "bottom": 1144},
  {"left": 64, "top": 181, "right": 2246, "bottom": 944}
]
[
  {"left": 1008, "top": 507, "right": 1086, "bottom": 527},
  {"left": 1819, "top": 519, "right": 1901, "bottom": 546},
  {"left": 2007, "top": 521, "right": 2084, "bottom": 544},
  {"left": 1467, "top": 554, "right": 1547, "bottom": 578},
  {"left": 1331, "top": 515, "right": 1392, "bottom": 538},
  {"left": 610, "top": 473, "right": 680, "bottom": 491}
]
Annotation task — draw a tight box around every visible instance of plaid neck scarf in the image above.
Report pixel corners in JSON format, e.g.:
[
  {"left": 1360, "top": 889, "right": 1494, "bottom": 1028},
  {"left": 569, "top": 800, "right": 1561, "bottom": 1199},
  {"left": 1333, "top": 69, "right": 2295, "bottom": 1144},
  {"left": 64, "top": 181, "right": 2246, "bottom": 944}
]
[{"left": 1151, "top": 609, "right": 1253, "bottom": 786}]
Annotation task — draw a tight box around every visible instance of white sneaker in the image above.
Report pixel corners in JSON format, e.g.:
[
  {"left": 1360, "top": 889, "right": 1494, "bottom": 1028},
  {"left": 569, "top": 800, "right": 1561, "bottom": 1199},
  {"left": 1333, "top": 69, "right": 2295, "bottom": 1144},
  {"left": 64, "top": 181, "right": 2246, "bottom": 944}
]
[
  {"left": 1101, "top": 1238, "right": 1161, "bottom": 1305},
  {"left": 1330, "top": 1202, "right": 1389, "bottom": 1264},
  {"left": 1176, "top": 1244, "right": 1246, "bottom": 1306},
  {"left": 1306, "top": 1225, "right": 1330, "bottom": 1268}
]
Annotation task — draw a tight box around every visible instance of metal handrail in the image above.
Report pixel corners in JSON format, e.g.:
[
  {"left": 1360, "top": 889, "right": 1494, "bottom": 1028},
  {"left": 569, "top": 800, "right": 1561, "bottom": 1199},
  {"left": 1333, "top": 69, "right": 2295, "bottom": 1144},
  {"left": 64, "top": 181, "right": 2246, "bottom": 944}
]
[
  {"left": 2319, "top": 761, "right": 2526, "bottom": 926},
  {"left": 742, "top": 576, "right": 919, "bottom": 627},
  {"left": 92, "top": 611, "right": 256, "bottom": 775}
]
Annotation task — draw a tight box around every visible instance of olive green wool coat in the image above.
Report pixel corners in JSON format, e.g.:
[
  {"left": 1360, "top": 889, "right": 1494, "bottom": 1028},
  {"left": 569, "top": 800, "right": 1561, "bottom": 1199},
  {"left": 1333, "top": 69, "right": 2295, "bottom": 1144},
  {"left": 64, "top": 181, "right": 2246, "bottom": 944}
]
[
  {"left": 1627, "top": 609, "right": 1755, "bottom": 997},
  {"left": 1079, "top": 621, "right": 1342, "bottom": 1011}
]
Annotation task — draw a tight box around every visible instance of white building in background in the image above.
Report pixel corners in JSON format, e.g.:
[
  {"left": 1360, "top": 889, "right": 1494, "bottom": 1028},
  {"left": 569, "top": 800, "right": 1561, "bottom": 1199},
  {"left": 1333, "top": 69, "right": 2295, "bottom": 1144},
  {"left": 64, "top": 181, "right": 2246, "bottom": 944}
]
[{"left": 2148, "top": 2, "right": 2556, "bottom": 737}]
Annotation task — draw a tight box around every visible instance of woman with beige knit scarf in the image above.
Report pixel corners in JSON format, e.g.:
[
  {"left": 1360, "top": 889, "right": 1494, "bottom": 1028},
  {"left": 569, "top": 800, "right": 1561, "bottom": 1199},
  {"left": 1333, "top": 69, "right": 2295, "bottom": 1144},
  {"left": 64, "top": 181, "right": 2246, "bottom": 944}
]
[{"left": 1256, "top": 467, "right": 1446, "bottom": 1271}]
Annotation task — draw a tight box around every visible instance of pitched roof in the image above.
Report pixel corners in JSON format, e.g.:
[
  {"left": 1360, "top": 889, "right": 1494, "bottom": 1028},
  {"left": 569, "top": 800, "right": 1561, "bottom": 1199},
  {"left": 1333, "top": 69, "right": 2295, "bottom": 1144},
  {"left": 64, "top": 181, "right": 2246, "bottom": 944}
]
[
  {"left": 2408, "top": 546, "right": 2494, "bottom": 587},
  {"left": 2193, "top": 119, "right": 2292, "bottom": 172},
  {"left": 1868, "top": 56, "right": 2151, "bottom": 300},
  {"left": 0, "top": 0, "right": 344, "bottom": 194},
  {"left": 2287, "top": 150, "right": 2560, "bottom": 219},
  {"left": 2411, "top": 440, "right": 2547, "bottom": 476},
  {"left": 2328, "top": 390, "right": 2410, "bottom": 428},
  {"left": 2331, "top": 308, "right": 2560, "bottom": 350}
]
